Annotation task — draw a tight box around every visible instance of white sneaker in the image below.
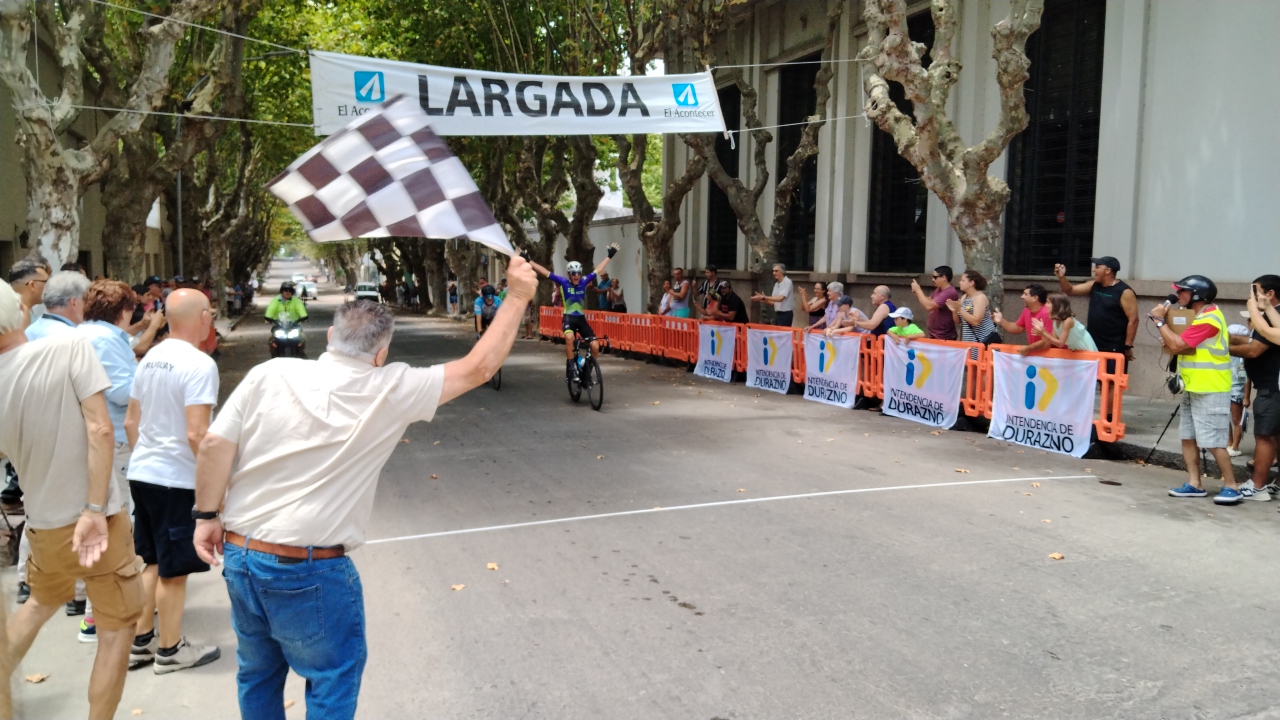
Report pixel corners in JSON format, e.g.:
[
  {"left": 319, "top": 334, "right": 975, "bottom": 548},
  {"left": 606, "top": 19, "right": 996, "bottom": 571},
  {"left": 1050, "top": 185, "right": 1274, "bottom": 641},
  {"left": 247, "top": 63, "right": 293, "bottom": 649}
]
[
  {"left": 1227, "top": 448, "right": 1243, "bottom": 457},
  {"left": 1239, "top": 480, "right": 1258, "bottom": 497},
  {"left": 153, "top": 637, "right": 220, "bottom": 675},
  {"left": 1254, "top": 482, "right": 1275, "bottom": 502}
]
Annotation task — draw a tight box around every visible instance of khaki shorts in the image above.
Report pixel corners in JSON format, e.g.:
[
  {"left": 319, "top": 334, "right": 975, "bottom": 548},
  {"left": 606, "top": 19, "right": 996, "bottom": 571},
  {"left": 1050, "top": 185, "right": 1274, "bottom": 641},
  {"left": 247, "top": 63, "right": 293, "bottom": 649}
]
[{"left": 26, "top": 513, "right": 143, "bottom": 631}]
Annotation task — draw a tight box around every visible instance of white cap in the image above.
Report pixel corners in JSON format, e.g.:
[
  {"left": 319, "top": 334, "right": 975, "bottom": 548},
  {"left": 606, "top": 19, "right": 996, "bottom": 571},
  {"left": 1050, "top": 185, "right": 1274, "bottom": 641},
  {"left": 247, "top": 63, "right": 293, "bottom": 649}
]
[
  {"left": 888, "top": 306, "right": 914, "bottom": 321},
  {"left": 1227, "top": 323, "right": 1250, "bottom": 336}
]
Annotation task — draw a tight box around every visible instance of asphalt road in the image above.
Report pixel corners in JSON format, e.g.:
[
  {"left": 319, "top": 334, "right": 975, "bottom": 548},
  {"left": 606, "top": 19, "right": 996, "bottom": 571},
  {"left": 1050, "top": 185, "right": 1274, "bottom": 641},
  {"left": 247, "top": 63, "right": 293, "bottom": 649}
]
[{"left": 9, "top": 259, "right": 1279, "bottom": 719}]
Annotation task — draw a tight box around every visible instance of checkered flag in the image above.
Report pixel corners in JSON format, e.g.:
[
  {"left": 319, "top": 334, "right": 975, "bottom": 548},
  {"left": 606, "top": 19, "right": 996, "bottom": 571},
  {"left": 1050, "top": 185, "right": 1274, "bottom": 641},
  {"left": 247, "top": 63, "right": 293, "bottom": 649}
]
[{"left": 266, "top": 94, "right": 513, "bottom": 255}]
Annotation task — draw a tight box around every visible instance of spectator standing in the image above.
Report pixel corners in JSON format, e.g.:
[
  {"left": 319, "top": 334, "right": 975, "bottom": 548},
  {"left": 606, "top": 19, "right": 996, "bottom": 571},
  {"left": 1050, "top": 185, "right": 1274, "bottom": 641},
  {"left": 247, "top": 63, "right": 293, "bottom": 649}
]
[
  {"left": 705, "top": 280, "right": 748, "bottom": 324},
  {"left": 1054, "top": 257, "right": 1139, "bottom": 362},
  {"left": 191, "top": 259, "right": 538, "bottom": 720},
  {"left": 910, "top": 266, "right": 959, "bottom": 340},
  {"left": 124, "top": 289, "right": 221, "bottom": 672},
  {"left": 697, "top": 265, "right": 719, "bottom": 315},
  {"left": 887, "top": 307, "right": 924, "bottom": 344},
  {"left": 1234, "top": 275, "right": 1280, "bottom": 501},
  {"left": 447, "top": 278, "right": 459, "bottom": 316},
  {"left": 658, "top": 280, "right": 673, "bottom": 316},
  {"left": 0, "top": 281, "right": 143, "bottom": 720},
  {"left": 798, "top": 281, "right": 828, "bottom": 328},
  {"left": 607, "top": 278, "right": 627, "bottom": 314},
  {"left": 751, "top": 264, "right": 795, "bottom": 327},
  {"left": 1225, "top": 323, "right": 1250, "bottom": 458},
  {"left": 847, "top": 285, "right": 897, "bottom": 336},
  {"left": 946, "top": 270, "right": 998, "bottom": 348},
  {"left": 596, "top": 272, "right": 613, "bottom": 311},
  {"left": 25, "top": 270, "right": 88, "bottom": 341},
  {"left": 8, "top": 257, "right": 51, "bottom": 323},
  {"left": 992, "top": 284, "right": 1051, "bottom": 344},
  {"left": 1151, "top": 275, "right": 1241, "bottom": 505},
  {"left": 668, "top": 268, "right": 692, "bottom": 318}
]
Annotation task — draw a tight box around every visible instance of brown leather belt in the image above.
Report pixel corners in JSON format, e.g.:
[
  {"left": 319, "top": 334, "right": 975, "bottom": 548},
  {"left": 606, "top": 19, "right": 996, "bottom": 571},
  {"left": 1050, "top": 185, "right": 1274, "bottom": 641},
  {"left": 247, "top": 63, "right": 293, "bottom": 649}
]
[{"left": 224, "top": 531, "right": 345, "bottom": 560}]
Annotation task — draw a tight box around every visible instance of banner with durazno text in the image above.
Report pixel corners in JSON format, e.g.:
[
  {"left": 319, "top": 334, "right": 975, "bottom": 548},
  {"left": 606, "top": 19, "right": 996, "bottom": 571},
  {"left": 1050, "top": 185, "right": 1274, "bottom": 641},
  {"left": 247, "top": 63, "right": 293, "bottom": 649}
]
[
  {"left": 881, "top": 339, "right": 967, "bottom": 429},
  {"left": 309, "top": 50, "right": 727, "bottom": 136},
  {"left": 988, "top": 352, "right": 1098, "bottom": 458},
  {"left": 695, "top": 324, "right": 738, "bottom": 383},
  {"left": 746, "top": 329, "right": 794, "bottom": 394},
  {"left": 803, "top": 334, "right": 860, "bottom": 408}
]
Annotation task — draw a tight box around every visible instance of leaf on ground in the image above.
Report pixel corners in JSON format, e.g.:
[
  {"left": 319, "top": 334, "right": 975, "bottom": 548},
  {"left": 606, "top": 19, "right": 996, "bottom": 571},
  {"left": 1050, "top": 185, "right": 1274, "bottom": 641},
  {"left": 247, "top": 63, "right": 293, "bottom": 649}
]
[
  {"left": 1042, "top": 519, "right": 1052, "bottom": 523},
  {"left": 132, "top": 710, "right": 143, "bottom": 716},
  {"left": 826, "top": 438, "right": 834, "bottom": 442},
  {"left": 1011, "top": 467, "right": 1020, "bottom": 470},
  {"left": 433, "top": 441, "right": 441, "bottom": 445},
  {"left": 955, "top": 468, "right": 970, "bottom": 473},
  {"left": 737, "top": 488, "right": 745, "bottom": 493},
  {"left": 1084, "top": 468, "right": 1093, "bottom": 473},
  {"left": 1048, "top": 552, "right": 1065, "bottom": 560},
  {"left": 863, "top": 433, "right": 870, "bottom": 436},
  {"left": 284, "top": 699, "right": 295, "bottom": 709},
  {"left": 430, "top": 474, "right": 439, "bottom": 480},
  {"left": 597, "top": 455, "right": 605, "bottom": 459},
  {"left": 450, "top": 584, "right": 465, "bottom": 591},
  {"left": 652, "top": 401, "right": 660, "bottom": 405},
  {"left": 930, "top": 430, "right": 942, "bottom": 436},
  {"left": 399, "top": 439, "right": 410, "bottom": 444},
  {"left": 486, "top": 562, "right": 499, "bottom": 570},
  {"left": 1031, "top": 482, "right": 1041, "bottom": 487},
  {"left": 653, "top": 506, "right": 662, "bottom": 510},
  {"left": 1024, "top": 492, "right": 1033, "bottom": 496},
  {"left": 24, "top": 674, "right": 47, "bottom": 683}
]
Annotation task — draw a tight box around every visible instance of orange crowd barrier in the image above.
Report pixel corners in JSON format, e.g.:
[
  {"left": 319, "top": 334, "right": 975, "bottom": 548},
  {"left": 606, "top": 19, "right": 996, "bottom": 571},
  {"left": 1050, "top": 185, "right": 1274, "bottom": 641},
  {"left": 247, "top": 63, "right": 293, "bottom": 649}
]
[
  {"left": 528, "top": 307, "right": 1128, "bottom": 440},
  {"left": 983, "top": 344, "right": 1128, "bottom": 442}
]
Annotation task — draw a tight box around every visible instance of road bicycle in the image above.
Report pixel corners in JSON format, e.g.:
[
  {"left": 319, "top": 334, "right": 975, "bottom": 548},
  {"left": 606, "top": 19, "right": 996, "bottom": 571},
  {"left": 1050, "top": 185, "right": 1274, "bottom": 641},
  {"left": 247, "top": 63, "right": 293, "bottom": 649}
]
[
  {"left": 566, "top": 335, "right": 606, "bottom": 411},
  {"left": 489, "top": 365, "right": 502, "bottom": 390}
]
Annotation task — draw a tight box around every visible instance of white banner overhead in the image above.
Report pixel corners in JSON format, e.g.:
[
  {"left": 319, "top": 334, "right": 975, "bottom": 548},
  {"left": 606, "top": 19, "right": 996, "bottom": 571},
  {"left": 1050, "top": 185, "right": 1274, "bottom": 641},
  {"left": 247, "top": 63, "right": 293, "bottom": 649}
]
[
  {"left": 881, "top": 339, "right": 967, "bottom": 429},
  {"left": 746, "top": 329, "right": 794, "bottom": 395},
  {"left": 802, "top": 334, "right": 861, "bottom": 409},
  {"left": 309, "top": 50, "right": 727, "bottom": 137},
  {"left": 988, "top": 352, "right": 1099, "bottom": 458},
  {"left": 695, "top": 324, "right": 738, "bottom": 383}
]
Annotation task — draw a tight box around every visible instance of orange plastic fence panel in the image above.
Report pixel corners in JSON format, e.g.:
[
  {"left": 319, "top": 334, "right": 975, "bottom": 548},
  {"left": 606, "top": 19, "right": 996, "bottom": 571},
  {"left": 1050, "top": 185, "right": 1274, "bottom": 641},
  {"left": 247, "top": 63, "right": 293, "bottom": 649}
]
[
  {"left": 539, "top": 306, "right": 562, "bottom": 339},
  {"left": 629, "top": 314, "right": 655, "bottom": 355},
  {"left": 790, "top": 327, "right": 806, "bottom": 383},
  {"left": 983, "top": 344, "right": 1128, "bottom": 441},
  {"left": 662, "top": 316, "right": 698, "bottom": 362}
]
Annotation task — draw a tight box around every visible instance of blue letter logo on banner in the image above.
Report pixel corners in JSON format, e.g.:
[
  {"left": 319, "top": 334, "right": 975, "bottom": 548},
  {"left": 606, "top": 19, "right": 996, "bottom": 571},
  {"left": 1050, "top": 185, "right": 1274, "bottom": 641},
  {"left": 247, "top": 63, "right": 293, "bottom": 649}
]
[
  {"left": 904, "top": 348, "right": 933, "bottom": 388},
  {"left": 672, "top": 83, "right": 698, "bottom": 107},
  {"left": 354, "top": 71, "right": 385, "bottom": 102},
  {"left": 1024, "top": 365, "right": 1058, "bottom": 411}
]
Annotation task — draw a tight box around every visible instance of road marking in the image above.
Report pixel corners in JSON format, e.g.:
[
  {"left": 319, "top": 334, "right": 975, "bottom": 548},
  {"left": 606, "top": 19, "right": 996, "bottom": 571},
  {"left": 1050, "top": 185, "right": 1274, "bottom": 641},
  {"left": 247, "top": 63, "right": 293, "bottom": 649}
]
[{"left": 366, "top": 474, "right": 1095, "bottom": 546}]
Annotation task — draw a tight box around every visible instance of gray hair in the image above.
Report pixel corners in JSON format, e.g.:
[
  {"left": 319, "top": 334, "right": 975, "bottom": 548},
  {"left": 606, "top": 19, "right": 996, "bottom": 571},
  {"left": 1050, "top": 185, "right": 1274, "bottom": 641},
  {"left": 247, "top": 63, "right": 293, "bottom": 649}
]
[
  {"left": 42, "top": 271, "right": 90, "bottom": 309},
  {"left": 773, "top": 263, "right": 786, "bottom": 274},
  {"left": 7, "top": 257, "right": 46, "bottom": 284},
  {"left": 828, "top": 281, "right": 844, "bottom": 295},
  {"left": 328, "top": 300, "right": 395, "bottom": 359}
]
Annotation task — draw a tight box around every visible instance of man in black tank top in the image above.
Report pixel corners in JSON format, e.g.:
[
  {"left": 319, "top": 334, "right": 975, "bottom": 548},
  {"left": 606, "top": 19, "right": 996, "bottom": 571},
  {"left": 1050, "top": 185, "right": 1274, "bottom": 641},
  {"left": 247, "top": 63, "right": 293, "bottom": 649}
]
[{"left": 1054, "top": 256, "right": 1139, "bottom": 362}]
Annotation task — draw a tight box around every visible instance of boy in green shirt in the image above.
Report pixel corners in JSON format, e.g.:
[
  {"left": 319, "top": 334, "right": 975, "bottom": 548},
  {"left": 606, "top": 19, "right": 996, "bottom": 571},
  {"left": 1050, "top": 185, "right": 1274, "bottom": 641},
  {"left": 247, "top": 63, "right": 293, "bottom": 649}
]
[{"left": 887, "top": 306, "right": 924, "bottom": 343}]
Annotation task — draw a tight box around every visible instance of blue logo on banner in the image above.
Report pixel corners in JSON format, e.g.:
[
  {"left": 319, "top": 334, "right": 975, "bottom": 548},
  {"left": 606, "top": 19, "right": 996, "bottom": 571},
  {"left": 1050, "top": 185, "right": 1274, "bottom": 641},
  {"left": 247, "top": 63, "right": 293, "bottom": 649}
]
[
  {"left": 354, "top": 71, "right": 385, "bottom": 102},
  {"left": 672, "top": 83, "right": 698, "bottom": 107}
]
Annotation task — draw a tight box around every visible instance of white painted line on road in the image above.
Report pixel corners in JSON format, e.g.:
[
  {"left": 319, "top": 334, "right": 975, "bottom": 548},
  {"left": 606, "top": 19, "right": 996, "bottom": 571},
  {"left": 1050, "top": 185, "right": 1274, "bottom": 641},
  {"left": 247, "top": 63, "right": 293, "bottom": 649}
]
[{"left": 366, "top": 474, "right": 1095, "bottom": 547}]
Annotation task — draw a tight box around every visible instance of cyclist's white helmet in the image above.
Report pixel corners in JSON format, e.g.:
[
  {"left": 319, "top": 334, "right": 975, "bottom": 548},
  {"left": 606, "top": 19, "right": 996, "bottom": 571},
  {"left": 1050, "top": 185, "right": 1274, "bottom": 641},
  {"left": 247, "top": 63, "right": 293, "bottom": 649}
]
[{"left": 566, "top": 261, "right": 584, "bottom": 274}]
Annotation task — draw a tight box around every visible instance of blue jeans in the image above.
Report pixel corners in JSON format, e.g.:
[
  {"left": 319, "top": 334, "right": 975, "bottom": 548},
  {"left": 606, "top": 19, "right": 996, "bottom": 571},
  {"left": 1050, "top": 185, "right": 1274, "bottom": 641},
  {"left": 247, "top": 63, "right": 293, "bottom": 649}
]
[{"left": 223, "top": 543, "right": 367, "bottom": 720}]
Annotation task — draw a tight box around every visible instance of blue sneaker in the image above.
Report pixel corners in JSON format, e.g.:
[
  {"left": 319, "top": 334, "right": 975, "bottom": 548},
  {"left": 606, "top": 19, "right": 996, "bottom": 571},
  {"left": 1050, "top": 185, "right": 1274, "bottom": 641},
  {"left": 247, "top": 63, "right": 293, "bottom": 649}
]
[
  {"left": 1169, "top": 483, "right": 1207, "bottom": 498},
  {"left": 1213, "top": 487, "right": 1243, "bottom": 505}
]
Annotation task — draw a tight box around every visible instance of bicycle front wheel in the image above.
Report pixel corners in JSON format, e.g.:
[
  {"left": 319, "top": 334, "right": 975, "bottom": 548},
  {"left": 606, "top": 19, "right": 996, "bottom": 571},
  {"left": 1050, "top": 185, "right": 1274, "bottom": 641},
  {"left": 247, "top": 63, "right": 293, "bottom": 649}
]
[
  {"left": 584, "top": 357, "right": 604, "bottom": 411},
  {"left": 490, "top": 367, "right": 502, "bottom": 390},
  {"left": 567, "top": 362, "right": 582, "bottom": 403}
]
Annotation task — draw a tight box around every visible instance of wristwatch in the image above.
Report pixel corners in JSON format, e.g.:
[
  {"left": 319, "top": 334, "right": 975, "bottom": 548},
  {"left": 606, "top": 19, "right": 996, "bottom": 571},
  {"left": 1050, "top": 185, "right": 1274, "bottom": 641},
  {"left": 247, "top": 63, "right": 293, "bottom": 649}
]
[
  {"left": 191, "top": 507, "right": 220, "bottom": 521},
  {"left": 1154, "top": 320, "right": 1166, "bottom": 328},
  {"left": 83, "top": 503, "right": 106, "bottom": 514}
]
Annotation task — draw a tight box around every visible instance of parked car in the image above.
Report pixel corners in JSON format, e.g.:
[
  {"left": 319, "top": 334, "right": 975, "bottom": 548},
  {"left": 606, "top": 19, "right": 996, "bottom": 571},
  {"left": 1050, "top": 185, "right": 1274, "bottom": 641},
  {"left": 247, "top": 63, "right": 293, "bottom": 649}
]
[
  {"left": 297, "top": 281, "right": 318, "bottom": 299},
  {"left": 291, "top": 272, "right": 306, "bottom": 283},
  {"left": 355, "top": 282, "right": 382, "bottom": 303}
]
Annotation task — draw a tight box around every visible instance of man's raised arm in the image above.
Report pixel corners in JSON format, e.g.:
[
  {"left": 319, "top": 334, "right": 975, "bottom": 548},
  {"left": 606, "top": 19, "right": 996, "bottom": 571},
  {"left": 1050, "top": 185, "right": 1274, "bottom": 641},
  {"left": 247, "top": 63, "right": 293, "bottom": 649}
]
[{"left": 1053, "top": 264, "right": 1093, "bottom": 296}]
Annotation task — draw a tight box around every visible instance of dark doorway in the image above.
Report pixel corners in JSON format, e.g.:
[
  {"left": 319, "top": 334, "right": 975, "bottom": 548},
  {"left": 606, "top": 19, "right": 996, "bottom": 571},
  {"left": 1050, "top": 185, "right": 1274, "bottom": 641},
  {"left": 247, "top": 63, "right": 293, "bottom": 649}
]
[
  {"left": 706, "top": 85, "right": 741, "bottom": 269},
  {"left": 775, "top": 54, "right": 820, "bottom": 271}
]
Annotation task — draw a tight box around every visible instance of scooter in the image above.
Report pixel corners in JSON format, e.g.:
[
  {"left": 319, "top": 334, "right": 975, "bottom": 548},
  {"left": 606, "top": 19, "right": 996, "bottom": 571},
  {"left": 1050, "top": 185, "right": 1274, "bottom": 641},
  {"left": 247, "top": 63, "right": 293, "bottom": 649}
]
[{"left": 269, "top": 316, "right": 306, "bottom": 358}]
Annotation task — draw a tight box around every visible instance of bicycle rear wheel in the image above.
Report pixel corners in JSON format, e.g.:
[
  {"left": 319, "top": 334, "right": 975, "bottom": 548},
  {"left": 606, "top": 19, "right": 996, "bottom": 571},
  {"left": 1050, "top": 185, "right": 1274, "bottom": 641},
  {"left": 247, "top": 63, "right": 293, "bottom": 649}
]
[
  {"left": 584, "top": 357, "right": 604, "bottom": 410},
  {"left": 567, "top": 361, "right": 582, "bottom": 402},
  {"left": 490, "top": 367, "right": 502, "bottom": 390}
]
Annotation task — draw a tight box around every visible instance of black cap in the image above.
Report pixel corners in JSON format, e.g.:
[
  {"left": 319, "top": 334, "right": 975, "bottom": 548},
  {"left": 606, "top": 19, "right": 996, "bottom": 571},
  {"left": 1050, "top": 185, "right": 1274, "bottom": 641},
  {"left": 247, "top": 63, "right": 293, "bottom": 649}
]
[
  {"left": 1090, "top": 257, "right": 1120, "bottom": 273},
  {"left": 143, "top": 276, "right": 162, "bottom": 287},
  {"left": 481, "top": 285, "right": 496, "bottom": 297},
  {"left": 715, "top": 280, "right": 731, "bottom": 291}
]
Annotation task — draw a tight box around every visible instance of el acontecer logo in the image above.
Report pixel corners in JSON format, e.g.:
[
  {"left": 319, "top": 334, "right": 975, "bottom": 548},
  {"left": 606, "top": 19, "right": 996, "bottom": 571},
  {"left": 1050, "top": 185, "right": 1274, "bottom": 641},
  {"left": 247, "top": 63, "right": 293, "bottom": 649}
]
[
  {"left": 761, "top": 336, "right": 780, "bottom": 366},
  {"left": 904, "top": 348, "right": 933, "bottom": 389},
  {"left": 672, "top": 83, "right": 698, "bottom": 107},
  {"left": 1024, "top": 364, "right": 1058, "bottom": 411},
  {"left": 354, "top": 70, "right": 385, "bottom": 102},
  {"left": 816, "top": 338, "right": 836, "bottom": 373}
]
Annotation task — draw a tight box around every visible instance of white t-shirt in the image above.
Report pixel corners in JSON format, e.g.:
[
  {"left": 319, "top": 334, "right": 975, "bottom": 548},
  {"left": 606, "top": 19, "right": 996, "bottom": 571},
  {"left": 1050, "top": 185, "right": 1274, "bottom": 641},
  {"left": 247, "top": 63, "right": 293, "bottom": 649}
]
[
  {"left": 773, "top": 277, "right": 795, "bottom": 313},
  {"left": 210, "top": 353, "right": 445, "bottom": 550},
  {"left": 127, "top": 339, "right": 219, "bottom": 490}
]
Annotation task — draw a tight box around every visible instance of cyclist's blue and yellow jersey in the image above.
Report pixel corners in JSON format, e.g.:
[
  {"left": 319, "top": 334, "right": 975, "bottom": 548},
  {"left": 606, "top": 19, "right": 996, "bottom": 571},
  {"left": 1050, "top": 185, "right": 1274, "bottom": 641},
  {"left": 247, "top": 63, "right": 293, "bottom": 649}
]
[{"left": 549, "top": 272, "right": 597, "bottom": 316}]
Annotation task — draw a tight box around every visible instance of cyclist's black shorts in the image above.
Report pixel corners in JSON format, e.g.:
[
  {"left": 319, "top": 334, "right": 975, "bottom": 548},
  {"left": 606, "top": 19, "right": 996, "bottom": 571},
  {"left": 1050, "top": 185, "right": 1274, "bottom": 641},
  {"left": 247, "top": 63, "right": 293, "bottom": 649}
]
[
  {"left": 479, "top": 315, "right": 493, "bottom": 331},
  {"left": 561, "top": 313, "right": 595, "bottom": 341}
]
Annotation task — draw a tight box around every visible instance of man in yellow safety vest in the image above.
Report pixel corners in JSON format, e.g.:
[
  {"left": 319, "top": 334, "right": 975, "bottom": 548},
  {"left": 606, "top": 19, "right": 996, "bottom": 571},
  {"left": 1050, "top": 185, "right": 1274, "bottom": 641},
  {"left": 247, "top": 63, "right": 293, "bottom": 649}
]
[{"left": 1150, "top": 275, "right": 1242, "bottom": 505}]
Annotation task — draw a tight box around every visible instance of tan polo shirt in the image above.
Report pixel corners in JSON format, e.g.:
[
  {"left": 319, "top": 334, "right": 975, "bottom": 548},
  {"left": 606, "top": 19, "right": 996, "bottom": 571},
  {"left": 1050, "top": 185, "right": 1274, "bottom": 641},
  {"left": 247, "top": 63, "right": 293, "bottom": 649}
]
[
  {"left": 0, "top": 335, "right": 119, "bottom": 529},
  {"left": 209, "top": 352, "right": 445, "bottom": 550}
]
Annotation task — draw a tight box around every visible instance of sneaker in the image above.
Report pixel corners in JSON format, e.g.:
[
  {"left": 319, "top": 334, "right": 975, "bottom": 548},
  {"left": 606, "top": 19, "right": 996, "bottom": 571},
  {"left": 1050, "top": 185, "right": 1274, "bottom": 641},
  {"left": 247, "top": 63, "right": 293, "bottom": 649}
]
[
  {"left": 15, "top": 582, "right": 29, "bottom": 604},
  {"left": 1254, "top": 482, "right": 1275, "bottom": 502},
  {"left": 65, "top": 599, "right": 86, "bottom": 616},
  {"left": 130, "top": 635, "right": 158, "bottom": 669},
  {"left": 1239, "top": 480, "right": 1258, "bottom": 497},
  {"left": 1213, "top": 487, "right": 1244, "bottom": 505},
  {"left": 1227, "top": 447, "right": 1243, "bottom": 457},
  {"left": 77, "top": 618, "right": 97, "bottom": 643},
  {"left": 1169, "top": 483, "right": 1207, "bottom": 498},
  {"left": 154, "top": 638, "right": 220, "bottom": 675}
]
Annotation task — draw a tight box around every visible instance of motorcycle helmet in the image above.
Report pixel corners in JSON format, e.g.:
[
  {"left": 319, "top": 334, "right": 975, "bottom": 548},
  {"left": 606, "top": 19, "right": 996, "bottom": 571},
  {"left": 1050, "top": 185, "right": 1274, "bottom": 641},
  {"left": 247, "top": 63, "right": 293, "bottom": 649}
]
[
  {"left": 280, "top": 281, "right": 296, "bottom": 295},
  {"left": 1172, "top": 275, "right": 1217, "bottom": 304},
  {"left": 481, "top": 285, "right": 496, "bottom": 298},
  {"left": 566, "top": 261, "right": 584, "bottom": 275}
]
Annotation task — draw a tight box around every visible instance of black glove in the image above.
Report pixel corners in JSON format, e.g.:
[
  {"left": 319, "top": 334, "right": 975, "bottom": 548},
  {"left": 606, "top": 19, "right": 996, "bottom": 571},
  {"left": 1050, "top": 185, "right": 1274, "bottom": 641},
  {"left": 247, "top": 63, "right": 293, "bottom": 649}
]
[{"left": 607, "top": 246, "right": 618, "bottom": 259}]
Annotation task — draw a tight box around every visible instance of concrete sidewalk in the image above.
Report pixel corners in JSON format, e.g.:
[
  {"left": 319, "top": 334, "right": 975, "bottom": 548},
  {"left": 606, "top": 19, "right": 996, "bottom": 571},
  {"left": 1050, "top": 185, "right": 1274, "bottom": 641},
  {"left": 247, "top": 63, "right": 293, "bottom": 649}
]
[{"left": 1107, "top": 393, "right": 1270, "bottom": 480}]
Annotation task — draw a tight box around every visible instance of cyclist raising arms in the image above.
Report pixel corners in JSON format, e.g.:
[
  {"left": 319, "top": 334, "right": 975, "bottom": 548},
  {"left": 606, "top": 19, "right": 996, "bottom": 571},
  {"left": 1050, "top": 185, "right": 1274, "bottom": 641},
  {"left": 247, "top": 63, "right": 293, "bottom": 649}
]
[{"left": 528, "top": 243, "right": 620, "bottom": 378}]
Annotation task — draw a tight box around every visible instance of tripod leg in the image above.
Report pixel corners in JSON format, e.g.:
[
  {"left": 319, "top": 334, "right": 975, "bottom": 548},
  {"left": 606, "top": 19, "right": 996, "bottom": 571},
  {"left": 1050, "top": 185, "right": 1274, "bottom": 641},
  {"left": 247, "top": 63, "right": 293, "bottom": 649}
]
[{"left": 1144, "top": 404, "right": 1180, "bottom": 465}]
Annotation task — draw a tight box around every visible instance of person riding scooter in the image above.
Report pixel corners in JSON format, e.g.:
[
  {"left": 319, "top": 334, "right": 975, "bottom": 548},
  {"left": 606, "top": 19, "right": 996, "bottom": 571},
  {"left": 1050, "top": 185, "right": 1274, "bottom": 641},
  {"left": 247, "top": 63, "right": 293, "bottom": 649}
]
[
  {"left": 264, "top": 282, "right": 308, "bottom": 324},
  {"left": 265, "top": 282, "right": 308, "bottom": 358}
]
